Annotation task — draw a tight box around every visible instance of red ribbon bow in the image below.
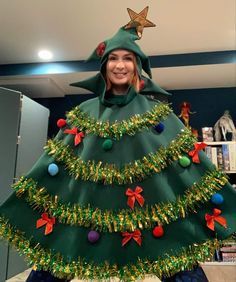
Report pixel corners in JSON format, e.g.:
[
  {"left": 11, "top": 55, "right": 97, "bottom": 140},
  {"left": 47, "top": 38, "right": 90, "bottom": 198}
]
[
  {"left": 64, "top": 128, "right": 85, "bottom": 146},
  {"left": 36, "top": 213, "right": 56, "bottom": 235},
  {"left": 122, "top": 230, "right": 142, "bottom": 246},
  {"left": 188, "top": 142, "right": 207, "bottom": 163},
  {"left": 126, "top": 186, "right": 145, "bottom": 209},
  {"left": 205, "top": 208, "right": 227, "bottom": 231}
]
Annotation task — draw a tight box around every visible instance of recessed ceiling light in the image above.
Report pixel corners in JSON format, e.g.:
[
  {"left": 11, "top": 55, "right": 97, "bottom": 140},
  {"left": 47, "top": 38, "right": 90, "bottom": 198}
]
[{"left": 38, "top": 50, "right": 53, "bottom": 60}]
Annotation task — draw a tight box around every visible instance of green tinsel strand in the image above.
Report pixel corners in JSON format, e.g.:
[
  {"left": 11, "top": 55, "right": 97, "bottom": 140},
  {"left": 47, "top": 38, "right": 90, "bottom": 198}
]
[
  {"left": 13, "top": 169, "right": 228, "bottom": 232},
  {"left": 44, "top": 128, "right": 197, "bottom": 185},
  {"left": 0, "top": 217, "right": 224, "bottom": 281},
  {"left": 66, "top": 103, "right": 172, "bottom": 140}
]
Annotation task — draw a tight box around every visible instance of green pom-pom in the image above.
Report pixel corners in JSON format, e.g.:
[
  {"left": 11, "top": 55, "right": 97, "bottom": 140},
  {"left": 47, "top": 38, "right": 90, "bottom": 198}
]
[
  {"left": 102, "top": 139, "right": 113, "bottom": 151},
  {"left": 179, "top": 156, "right": 191, "bottom": 167}
]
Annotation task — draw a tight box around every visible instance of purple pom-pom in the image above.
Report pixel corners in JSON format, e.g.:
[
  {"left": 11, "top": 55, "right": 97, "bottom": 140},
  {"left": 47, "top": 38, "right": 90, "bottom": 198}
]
[
  {"left": 88, "top": 230, "right": 100, "bottom": 243},
  {"left": 211, "top": 193, "right": 224, "bottom": 205}
]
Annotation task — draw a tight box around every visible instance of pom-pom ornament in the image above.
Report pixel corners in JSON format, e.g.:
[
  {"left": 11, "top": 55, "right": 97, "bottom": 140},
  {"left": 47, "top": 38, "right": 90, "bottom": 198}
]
[
  {"left": 179, "top": 156, "right": 191, "bottom": 168},
  {"left": 48, "top": 163, "right": 59, "bottom": 176},
  {"left": 139, "top": 79, "right": 145, "bottom": 91},
  {"left": 57, "top": 119, "right": 67, "bottom": 128},
  {"left": 96, "top": 42, "right": 106, "bottom": 57},
  {"left": 211, "top": 193, "right": 224, "bottom": 205},
  {"left": 152, "top": 226, "right": 164, "bottom": 238},
  {"left": 154, "top": 122, "right": 165, "bottom": 133},
  {"left": 88, "top": 230, "right": 100, "bottom": 244},
  {"left": 102, "top": 139, "right": 113, "bottom": 151}
]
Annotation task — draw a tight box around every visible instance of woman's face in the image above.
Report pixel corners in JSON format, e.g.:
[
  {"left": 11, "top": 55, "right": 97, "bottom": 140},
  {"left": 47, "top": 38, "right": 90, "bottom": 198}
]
[{"left": 106, "top": 49, "right": 135, "bottom": 94}]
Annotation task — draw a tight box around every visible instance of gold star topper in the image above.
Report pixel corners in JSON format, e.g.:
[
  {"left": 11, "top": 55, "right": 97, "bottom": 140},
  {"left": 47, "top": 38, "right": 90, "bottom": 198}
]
[{"left": 124, "top": 6, "right": 156, "bottom": 39}]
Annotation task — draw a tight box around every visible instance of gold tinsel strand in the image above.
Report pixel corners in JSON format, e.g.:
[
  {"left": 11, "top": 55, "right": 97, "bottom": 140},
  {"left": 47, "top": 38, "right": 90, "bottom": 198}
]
[
  {"left": 13, "top": 169, "right": 228, "bottom": 232},
  {"left": 44, "top": 128, "right": 197, "bottom": 185},
  {"left": 0, "top": 216, "right": 226, "bottom": 281},
  {"left": 66, "top": 103, "right": 172, "bottom": 140}
]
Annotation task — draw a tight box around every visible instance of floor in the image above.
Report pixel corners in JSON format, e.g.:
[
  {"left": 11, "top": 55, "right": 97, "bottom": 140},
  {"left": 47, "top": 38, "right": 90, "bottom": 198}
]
[
  {"left": 6, "top": 269, "right": 31, "bottom": 282},
  {"left": 5, "top": 265, "right": 236, "bottom": 282},
  {"left": 5, "top": 269, "right": 161, "bottom": 282}
]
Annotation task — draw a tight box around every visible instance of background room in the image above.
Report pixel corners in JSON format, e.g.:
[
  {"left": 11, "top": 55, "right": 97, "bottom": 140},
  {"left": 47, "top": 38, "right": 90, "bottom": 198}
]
[{"left": 0, "top": 1, "right": 235, "bottom": 281}]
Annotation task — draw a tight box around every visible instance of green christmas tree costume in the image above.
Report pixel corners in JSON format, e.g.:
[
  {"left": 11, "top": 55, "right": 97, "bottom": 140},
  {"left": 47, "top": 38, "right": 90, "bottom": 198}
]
[{"left": 1, "top": 7, "right": 236, "bottom": 282}]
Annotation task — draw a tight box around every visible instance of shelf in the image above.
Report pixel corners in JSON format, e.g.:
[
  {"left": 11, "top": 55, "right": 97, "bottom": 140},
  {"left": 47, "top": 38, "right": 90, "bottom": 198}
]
[
  {"left": 203, "top": 141, "right": 236, "bottom": 174},
  {"left": 201, "top": 261, "right": 236, "bottom": 266},
  {"left": 205, "top": 141, "right": 236, "bottom": 145}
]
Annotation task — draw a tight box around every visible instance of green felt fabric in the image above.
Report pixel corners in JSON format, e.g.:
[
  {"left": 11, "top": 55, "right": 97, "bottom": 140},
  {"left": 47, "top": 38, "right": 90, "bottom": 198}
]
[
  {"left": 70, "top": 73, "right": 170, "bottom": 107},
  {"left": 87, "top": 27, "right": 152, "bottom": 78},
  {"left": 1, "top": 92, "right": 236, "bottom": 277}
]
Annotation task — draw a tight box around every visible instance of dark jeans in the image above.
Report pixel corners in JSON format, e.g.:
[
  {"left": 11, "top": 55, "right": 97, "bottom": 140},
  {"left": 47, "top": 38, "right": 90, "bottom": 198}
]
[
  {"left": 26, "top": 266, "right": 208, "bottom": 282},
  {"left": 26, "top": 269, "right": 70, "bottom": 282},
  {"left": 162, "top": 266, "right": 209, "bottom": 282}
]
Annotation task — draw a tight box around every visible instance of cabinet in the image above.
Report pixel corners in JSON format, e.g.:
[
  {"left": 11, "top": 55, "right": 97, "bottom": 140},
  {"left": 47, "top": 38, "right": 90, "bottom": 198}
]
[{"left": 0, "top": 87, "right": 49, "bottom": 282}]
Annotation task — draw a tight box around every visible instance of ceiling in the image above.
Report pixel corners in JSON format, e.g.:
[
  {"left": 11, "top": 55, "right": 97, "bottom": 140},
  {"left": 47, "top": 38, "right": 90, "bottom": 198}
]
[{"left": 0, "top": 0, "right": 235, "bottom": 98}]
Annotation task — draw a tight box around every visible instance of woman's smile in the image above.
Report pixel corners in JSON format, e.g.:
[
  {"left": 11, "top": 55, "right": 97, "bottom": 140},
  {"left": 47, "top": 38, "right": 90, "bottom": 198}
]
[{"left": 106, "top": 49, "right": 135, "bottom": 94}]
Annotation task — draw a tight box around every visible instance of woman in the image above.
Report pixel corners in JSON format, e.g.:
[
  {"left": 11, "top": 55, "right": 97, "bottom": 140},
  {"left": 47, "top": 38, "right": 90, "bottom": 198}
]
[
  {"left": 1, "top": 7, "right": 236, "bottom": 282},
  {"left": 26, "top": 47, "right": 208, "bottom": 282}
]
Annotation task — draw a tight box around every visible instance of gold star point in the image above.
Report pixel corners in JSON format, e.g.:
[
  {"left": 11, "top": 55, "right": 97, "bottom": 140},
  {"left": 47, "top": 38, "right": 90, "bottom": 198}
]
[{"left": 124, "top": 6, "right": 156, "bottom": 38}]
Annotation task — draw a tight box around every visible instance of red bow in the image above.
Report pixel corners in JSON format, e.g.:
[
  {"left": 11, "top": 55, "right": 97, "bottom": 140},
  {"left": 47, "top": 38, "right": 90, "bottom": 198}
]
[
  {"left": 188, "top": 142, "right": 207, "bottom": 163},
  {"left": 122, "top": 230, "right": 142, "bottom": 246},
  {"left": 126, "top": 186, "right": 145, "bottom": 209},
  {"left": 36, "top": 213, "right": 56, "bottom": 235},
  {"left": 64, "top": 128, "right": 85, "bottom": 146},
  {"left": 205, "top": 208, "right": 227, "bottom": 231}
]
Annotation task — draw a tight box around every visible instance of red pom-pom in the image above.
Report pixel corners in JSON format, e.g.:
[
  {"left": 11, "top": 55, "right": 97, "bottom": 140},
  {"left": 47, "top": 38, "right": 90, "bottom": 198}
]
[
  {"left": 152, "top": 226, "right": 164, "bottom": 238},
  {"left": 57, "top": 119, "right": 67, "bottom": 128},
  {"left": 96, "top": 42, "right": 106, "bottom": 57},
  {"left": 139, "top": 79, "right": 145, "bottom": 91}
]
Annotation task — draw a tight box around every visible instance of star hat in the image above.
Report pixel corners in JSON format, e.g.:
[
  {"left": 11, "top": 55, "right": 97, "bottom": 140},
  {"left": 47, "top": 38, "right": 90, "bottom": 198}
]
[
  {"left": 86, "top": 6, "right": 155, "bottom": 78},
  {"left": 70, "top": 7, "right": 170, "bottom": 104}
]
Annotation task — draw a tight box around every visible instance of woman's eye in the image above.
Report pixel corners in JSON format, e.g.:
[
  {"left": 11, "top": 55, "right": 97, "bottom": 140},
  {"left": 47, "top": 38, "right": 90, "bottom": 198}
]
[
  {"left": 108, "top": 55, "right": 132, "bottom": 61},
  {"left": 124, "top": 56, "right": 133, "bottom": 61},
  {"left": 108, "top": 56, "right": 117, "bottom": 61}
]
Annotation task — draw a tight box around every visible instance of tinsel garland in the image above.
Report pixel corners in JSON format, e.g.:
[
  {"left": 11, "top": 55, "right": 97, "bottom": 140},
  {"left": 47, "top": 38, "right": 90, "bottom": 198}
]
[
  {"left": 45, "top": 128, "right": 197, "bottom": 185},
  {"left": 13, "top": 170, "right": 228, "bottom": 232},
  {"left": 0, "top": 215, "right": 221, "bottom": 281},
  {"left": 66, "top": 103, "right": 172, "bottom": 139}
]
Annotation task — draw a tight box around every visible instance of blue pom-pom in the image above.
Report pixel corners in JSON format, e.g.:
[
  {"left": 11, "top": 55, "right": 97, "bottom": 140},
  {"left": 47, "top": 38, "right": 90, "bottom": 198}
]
[
  {"left": 154, "top": 122, "right": 165, "bottom": 133},
  {"left": 211, "top": 193, "right": 224, "bottom": 205},
  {"left": 48, "top": 163, "right": 59, "bottom": 176}
]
